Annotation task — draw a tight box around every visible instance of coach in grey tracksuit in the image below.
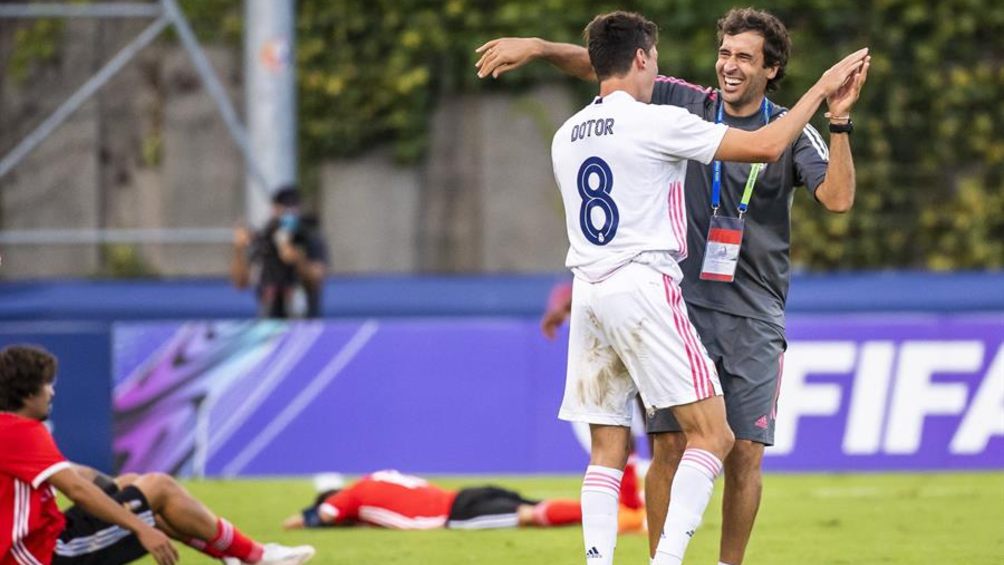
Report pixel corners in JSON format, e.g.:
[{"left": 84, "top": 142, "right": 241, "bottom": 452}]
[
  {"left": 644, "top": 67, "right": 847, "bottom": 564},
  {"left": 475, "top": 7, "right": 867, "bottom": 564}
]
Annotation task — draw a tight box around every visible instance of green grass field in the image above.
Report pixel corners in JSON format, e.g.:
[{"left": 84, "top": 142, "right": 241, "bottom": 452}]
[{"left": 132, "top": 472, "right": 1003, "bottom": 565}]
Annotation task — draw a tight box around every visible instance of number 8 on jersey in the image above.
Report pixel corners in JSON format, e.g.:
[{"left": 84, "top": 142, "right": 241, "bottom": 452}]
[{"left": 577, "top": 156, "right": 619, "bottom": 245}]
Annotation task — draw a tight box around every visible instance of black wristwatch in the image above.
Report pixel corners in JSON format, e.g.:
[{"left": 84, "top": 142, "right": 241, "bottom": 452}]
[{"left": 829, "top": 119, "right": 853, "bottom": 134}]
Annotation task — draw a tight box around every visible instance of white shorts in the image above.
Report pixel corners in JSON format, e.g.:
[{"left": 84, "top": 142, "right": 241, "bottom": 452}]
[{"left": 558, "top": 262, "right": 722, "bottom": 426}]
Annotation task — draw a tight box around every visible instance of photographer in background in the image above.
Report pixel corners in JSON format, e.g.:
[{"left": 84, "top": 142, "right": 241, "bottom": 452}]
[{"left": 231, "top": 186, "right": 328, "bottom": 318}]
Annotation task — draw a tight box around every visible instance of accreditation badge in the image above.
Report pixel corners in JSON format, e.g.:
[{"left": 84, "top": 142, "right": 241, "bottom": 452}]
[{"left": 699, "top": 215, "right": 744, "bottom": 282}]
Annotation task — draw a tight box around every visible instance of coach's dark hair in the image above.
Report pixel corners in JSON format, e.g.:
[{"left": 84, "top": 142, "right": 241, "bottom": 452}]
[
  {"left": 584, "top": 11, "right": 658, "bottom": 81},
  {"left": 0, "top": 345, "right": 57, "bottom": 411},
  {"left": 717, "top": 7, "right": 791, "bottom": 93}
]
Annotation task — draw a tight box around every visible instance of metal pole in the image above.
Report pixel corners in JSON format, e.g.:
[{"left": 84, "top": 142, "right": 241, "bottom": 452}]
[
  {"left": 0, "top": 3, "right": 163, "bottom": 19},
  {"left": 160, "top": 0, "right": 272, "bottom": 207},
  {"left": 0, "top": 16, "right": 171, "bottom": 181},
  {"left": 244, "top": 0, "right": 297, "bottom": 225}
]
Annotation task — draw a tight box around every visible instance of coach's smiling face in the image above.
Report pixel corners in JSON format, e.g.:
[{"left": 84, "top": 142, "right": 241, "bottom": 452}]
[{"left": 716, "top": 31, "right": 778, "bottom": 115}]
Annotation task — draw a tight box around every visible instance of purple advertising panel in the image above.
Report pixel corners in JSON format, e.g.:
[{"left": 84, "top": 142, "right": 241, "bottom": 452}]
[
  {"left": 768, "top": 315, "right": 1002, "bottom": 471},
  {"left": 113, "top": 315, "right": 1003, "bottom": 476}
]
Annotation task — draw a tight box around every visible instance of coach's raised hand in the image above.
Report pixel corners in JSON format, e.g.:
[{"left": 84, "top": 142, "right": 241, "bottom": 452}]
[
  {"left": 814, "top": 48, "right": 870, "bottom": 100},
  {"left": 826, "top": 52, "right": 870, "bottom": 119}
]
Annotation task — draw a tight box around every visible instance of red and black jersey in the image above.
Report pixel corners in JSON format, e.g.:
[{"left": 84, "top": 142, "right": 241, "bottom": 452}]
[
  {"left": 1, "top": 414, "right": 71, "bottom": 565},
  {"left": 318, "top": 470, "right": 457, "bottom": 530}
]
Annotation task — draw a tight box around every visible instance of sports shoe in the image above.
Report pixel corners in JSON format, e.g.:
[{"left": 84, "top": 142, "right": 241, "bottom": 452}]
[
  {"left": 221, "top": 543, "right": 316, "bottom": 565},
  {"left": 259, "top": 543, "right": 316, "bottom": 565}
]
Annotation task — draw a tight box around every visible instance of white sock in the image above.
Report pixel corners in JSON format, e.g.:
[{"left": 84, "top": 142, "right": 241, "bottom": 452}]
[
  {"left": 652, "top": 449, "right": 723, "bottom": 565},
  {"left": 580, "top": 465, "right": 622, "bottom": 565},
  {"left": 719, "top": 562, "right": 735, "bottom": 565}
]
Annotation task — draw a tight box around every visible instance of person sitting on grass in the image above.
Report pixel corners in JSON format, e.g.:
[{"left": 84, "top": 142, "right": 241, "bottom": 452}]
[{"left": 0, "top": 344, "right": 315, "bottom": 565}]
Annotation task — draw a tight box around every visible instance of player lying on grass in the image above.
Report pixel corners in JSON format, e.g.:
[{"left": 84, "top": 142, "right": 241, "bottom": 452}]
[
  {"left": 282, "top": 468, "right": 645, "bottom": 532},
  {"left": 0, "top": 344, "right": 315, "bottom": 565}
]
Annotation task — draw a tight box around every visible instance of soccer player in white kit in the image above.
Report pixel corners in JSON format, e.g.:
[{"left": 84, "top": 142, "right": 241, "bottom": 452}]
[{"left": 548, "top": 11, "right": 868, "bottom": 565}]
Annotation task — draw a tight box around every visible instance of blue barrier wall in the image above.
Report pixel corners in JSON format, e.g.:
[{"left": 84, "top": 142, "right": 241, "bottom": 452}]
[{"left": 1, "top": 271, "right": 1003, "bottom": 321}]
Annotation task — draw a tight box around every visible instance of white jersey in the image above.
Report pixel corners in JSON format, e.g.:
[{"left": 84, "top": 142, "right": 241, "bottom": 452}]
[{"left": 551, "top": 90, "right": 728, "bottom": 283}]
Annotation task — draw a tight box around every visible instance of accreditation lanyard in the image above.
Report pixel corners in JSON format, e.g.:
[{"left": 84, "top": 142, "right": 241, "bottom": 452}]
[
  {"left": 710, "top": 97, "right": 772, "bottom": 217},
  {"left": 700, "top": 97, "right": 771, "bottom": 283}
]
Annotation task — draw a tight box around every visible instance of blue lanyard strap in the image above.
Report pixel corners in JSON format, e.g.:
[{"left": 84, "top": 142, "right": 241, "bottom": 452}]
[{"left": 711, "top": 96, "right": 772, "bottom": 215}]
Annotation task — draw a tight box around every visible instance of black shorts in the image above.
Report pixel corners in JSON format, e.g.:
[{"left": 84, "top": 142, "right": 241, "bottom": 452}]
[
  {"left": 446, "top": 486, "right": 539, "bottom": 529},
  {"left": 53, "top": 486, "right": 154, "bottom": 565},
  {"left": 647, "top": 304, "right": 786, "bottom": 445}
]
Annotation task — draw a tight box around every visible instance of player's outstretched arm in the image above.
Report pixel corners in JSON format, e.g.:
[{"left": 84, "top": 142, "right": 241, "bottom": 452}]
[
  {"left": 49, "top": 467, "right": 179, "bottom": 565},
  {"left": 475, "top": 38, "right": 595, "bottom": 81},
  {"left": 716, "top": 48, "right": 870, "bottom": 163}
]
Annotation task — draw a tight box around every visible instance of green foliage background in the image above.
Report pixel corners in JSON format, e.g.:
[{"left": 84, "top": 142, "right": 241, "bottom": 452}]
[
  {"left": 237, "top": 0, "right": 1004, "bottom": 270},
  {"left": 17, "top": 0, "right": 1004, "bottom": 270}
]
